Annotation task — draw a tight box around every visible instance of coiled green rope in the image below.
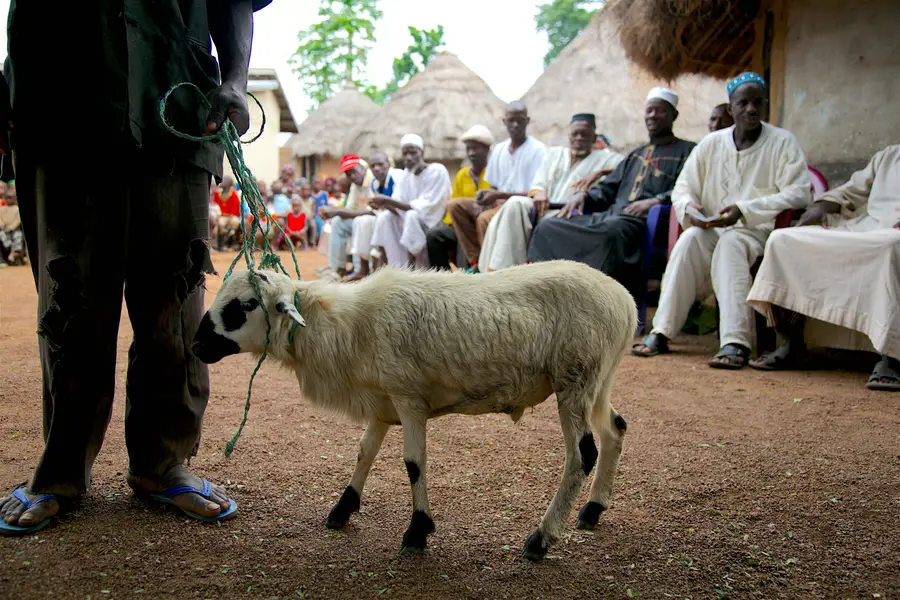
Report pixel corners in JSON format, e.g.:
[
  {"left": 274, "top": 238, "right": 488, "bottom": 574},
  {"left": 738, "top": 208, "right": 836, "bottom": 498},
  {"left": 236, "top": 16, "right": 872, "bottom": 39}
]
[{"left": 160, "top": 83, "right": 303, "bottom": 457}]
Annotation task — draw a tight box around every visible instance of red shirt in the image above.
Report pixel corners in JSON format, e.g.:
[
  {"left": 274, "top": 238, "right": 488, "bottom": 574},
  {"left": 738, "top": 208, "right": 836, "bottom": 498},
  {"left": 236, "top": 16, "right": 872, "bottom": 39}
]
[
  {"left": 215, "top": 190, "right": 240, "bottom": 217},
  {"left": 286, "top": 212, "right": 306, "bottom": 233}
]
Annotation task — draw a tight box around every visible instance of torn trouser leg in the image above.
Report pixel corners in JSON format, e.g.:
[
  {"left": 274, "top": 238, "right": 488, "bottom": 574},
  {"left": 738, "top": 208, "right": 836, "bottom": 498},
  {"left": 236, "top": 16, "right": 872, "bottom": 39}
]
[
  {"left": 14, "top": 151, "right": 130, "bottom": 498},
  {"left": 123, "top": 163, "right": 214, "bottom": 477}
]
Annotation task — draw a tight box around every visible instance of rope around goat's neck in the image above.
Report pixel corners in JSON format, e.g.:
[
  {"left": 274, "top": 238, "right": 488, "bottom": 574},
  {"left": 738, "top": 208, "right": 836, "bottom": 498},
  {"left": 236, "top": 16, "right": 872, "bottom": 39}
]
[{"left": 160, "top": 83, "right": 304, "bottom": 457}]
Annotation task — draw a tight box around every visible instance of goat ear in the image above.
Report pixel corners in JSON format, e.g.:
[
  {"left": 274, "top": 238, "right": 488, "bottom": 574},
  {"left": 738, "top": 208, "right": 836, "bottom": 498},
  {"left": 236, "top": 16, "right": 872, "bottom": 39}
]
[
  {"left": 251, "top": 268, "right": 270, "bottom": 284},
  {"left": 275, "top": 297, "right": 306, "bottom": 327}
]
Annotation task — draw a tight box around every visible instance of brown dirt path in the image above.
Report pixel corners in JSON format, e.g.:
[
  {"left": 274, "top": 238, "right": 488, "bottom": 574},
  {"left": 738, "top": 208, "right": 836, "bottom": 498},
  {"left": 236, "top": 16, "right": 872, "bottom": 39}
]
[{"left": 1, "top": 251, "right": 897, "bottom": 599}]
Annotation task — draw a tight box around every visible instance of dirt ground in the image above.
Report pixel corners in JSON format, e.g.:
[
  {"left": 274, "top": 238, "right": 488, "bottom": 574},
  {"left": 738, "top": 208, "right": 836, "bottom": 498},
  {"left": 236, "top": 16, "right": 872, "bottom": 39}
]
[{"left": 1, "top": 250, "right": 897, "bottom": 600}]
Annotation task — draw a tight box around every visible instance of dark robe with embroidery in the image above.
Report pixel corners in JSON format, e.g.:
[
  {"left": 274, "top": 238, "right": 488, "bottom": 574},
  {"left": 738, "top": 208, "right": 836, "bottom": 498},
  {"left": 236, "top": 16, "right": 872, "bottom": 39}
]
[{"left": 527, "top": 137, "right": 696, "bottom": 289}]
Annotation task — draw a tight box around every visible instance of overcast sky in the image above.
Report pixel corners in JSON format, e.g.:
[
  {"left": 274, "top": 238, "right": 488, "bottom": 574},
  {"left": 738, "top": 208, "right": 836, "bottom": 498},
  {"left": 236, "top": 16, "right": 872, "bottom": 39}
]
[{"left": 0, "top": 0, "right": 582, "bottom": 130}]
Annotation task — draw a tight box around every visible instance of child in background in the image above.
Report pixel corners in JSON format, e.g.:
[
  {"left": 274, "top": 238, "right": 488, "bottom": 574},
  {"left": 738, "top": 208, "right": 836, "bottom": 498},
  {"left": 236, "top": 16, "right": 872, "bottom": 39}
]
[
  {"left": 0, "top": 185, "right": 25, "bottom": 266},
  {"left": 284, "top": 197, "right": 309, "bottom": 251}
]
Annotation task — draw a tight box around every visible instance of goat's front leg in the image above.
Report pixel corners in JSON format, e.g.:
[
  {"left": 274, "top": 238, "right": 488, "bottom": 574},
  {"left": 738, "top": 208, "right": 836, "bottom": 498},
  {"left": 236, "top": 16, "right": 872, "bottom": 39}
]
[
  {"left": 326, "top": 419, "right": 390, "bottom": 529},
  {"left": 398, "top": 411, "right": 434, "bottom": 555}
]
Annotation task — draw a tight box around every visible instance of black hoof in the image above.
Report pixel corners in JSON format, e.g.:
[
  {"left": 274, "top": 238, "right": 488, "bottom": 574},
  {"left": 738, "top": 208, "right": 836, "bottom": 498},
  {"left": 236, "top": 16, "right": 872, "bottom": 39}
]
[
  {"left": 325, "top": 486, "right": 360, "bottom": 529},
  {"left": 399, "top": 510, "right": 434, "bottom": 555},
  {"left": 575, "top": 501, "right": 606, "bottom": 530},
  {"left": 522, "top": 529, "right": 548, "bottom": 561}
]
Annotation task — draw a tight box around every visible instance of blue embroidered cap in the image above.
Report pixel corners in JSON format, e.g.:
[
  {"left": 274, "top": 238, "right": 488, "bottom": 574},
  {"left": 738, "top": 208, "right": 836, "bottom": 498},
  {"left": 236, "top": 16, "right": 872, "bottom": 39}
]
[{"left": 726, "top": 72, "right": 767, "bottom": 97}]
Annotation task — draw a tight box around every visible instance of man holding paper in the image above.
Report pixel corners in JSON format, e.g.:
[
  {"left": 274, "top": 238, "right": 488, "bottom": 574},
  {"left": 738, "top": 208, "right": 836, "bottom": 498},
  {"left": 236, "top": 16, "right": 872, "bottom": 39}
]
[{"left": 632, "top": 73, "right": 811, "bottom": 369}]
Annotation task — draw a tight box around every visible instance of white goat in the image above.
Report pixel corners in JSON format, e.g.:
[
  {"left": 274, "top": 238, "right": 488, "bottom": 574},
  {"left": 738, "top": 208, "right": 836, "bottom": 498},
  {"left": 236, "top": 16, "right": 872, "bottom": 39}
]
[{"left": 193, "top": 261, "right": 636, "bottom": 560}]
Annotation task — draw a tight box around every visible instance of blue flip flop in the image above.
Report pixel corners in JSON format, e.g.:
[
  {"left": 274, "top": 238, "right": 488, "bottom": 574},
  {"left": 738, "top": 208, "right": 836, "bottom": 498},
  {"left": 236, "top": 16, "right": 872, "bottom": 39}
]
[
  {"left": 149, "top": 479, "right": 238, "bottom": 522},
  {"left": 0, "top": 487, "right": 57, "bottom": 536}
]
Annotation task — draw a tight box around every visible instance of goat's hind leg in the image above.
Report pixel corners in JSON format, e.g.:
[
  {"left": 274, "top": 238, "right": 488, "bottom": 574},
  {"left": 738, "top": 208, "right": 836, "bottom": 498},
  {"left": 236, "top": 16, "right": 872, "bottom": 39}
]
[
  {"left": 398, "top": 411, "right": 434, "bottom": 555},
  {"left": 576, "top": 381, "right": 626, "bottom": 530},
  {"left": 523, "top": 387, "right": 597, "bottom": 561},
  {"left": 326, "top": 419, "right": 390, "bottom": 529}
]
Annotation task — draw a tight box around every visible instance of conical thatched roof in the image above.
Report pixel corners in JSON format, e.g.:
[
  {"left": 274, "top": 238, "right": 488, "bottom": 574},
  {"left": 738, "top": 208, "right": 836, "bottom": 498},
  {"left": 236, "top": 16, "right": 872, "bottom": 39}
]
[
  {"left": 522, "top": 8, "right": 727, "bottom": 151},
  {"left": 288, "top": 82, "right": 381, "bottom": 158},
  {"left": 344, "top": 52, "right": 507, "bottom": 161}
]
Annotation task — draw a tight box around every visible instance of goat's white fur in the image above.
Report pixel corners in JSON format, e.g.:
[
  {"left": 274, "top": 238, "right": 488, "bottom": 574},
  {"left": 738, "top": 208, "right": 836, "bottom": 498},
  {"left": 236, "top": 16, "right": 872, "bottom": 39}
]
[{"left": 201, "top": 260, "right": 636, "bottom": 559}]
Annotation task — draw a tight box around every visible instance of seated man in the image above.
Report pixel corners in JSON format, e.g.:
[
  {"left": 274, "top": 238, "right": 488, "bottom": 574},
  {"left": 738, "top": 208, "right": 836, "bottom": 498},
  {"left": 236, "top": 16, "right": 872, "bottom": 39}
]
[
  {"left": 369, "top": 134, "right": 451, "bottom": 267},
  {"left": 478, "top": 113, "right": 624, "bottom": 272},
  {"left": 0, "top": 184, "right": 25, "bottom": 266},
  {"left": 708, "top": 103, "right": 734, "bottom": 133},
  {"left": 747, "top": 144, "right": 900, "bottom": 391},
  {"left": 633, "top": 73, "right": 811, "bottom": 368},
  {"left": 528, "top": 88, "right": 696, "bottom": 292},
  {"left": 214, "top": 176, "right": 241, "bottom": 250},
  {"left": 427, "top": 125, "right": 494, "bottom": 270},
  {"left": 319, "top": 155, "right": 374, "bottom": 280},
  {"left": 448, "top": 101, "right": 546, "bottom": 272}
]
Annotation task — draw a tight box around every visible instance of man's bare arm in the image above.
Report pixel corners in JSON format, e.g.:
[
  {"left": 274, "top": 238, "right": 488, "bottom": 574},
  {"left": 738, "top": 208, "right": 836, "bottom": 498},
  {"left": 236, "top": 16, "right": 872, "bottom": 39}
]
[{"left": 206, "top": 0, "right": 254, "bottom": 135}]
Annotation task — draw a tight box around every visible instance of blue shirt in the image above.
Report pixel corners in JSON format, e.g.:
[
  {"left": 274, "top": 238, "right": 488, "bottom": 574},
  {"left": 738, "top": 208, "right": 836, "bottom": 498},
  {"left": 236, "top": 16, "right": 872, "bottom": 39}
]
[
  {"left": 272, "top": 193, "right": 291, "bottom": 216},
  {"left": 371, "top": 174, "right": 397, "bottom": 197},
  {"left": 313, "top": 191, "right": 329, "bottom": 211}
]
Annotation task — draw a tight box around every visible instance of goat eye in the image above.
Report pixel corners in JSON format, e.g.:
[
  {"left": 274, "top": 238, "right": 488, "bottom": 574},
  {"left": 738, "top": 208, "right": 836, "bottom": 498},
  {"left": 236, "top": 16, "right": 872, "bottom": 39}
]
[{"left": 241, "top": 298, "right": 259, "bottom": 311}]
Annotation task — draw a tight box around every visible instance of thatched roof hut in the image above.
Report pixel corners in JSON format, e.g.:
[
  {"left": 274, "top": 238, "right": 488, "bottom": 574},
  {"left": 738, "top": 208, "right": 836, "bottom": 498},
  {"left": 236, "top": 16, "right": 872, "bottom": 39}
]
[
  {"left": 609, "top": 0, "right": 900, "bottom": 183},
  {"left": 344, "top": 52, "right": 507, "bottom": 171},
  {"left": 286, "top": 82, "right": 380, "bottom": 178},
  {"left": 609, "top": 0, "right": 761, "bottom": 82},
  {"left": 521, "top": 8, "right": 726, "bottom": 151}
]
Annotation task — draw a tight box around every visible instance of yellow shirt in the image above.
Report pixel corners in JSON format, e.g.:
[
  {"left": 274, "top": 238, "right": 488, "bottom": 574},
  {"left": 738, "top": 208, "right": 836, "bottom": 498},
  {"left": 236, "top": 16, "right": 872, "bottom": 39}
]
[{"left": 446, "top": 166, "right": 491, "bottom": 225}]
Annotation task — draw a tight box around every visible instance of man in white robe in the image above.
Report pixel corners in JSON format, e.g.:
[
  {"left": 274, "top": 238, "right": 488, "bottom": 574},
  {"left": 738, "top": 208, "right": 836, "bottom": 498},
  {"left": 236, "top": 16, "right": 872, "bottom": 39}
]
[
  {"left": 478, "top": 113, "right": 624, "bottom": 272},
  {"left": 448, "top": 101, "right": 547, "bottom": 271},
  {"left": 369, "top": 134, "right": 451, "bottom": 267},
  {"left": 747, "top": 144, "right": 900, "bottom": 391},
  {"left": 633, "top": 73, "right": 811, "bottom": 368}
]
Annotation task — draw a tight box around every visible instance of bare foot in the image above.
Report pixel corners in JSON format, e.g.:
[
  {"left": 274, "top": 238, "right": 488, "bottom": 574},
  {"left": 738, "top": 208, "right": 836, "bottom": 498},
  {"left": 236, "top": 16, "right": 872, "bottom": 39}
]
[
  {"left": 0, "top": 487, "right": 60, "bottom": 528},
  {"left": 128, "top": 465, "right": 233, "bottom": 519}
]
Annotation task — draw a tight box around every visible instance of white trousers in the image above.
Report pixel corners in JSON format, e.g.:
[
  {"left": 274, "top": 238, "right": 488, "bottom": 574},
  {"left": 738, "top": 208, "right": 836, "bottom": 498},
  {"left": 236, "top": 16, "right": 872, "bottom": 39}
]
[
  {"left": 479, "top": 196, "right": 558, "bottom": 272},
  {"left": 652, "top": 226, "right": 769, "bottom": 349},
  {"left": 351, "top": 214, "right": 376, "bottom": 258},
  {"left": 369, "top": 209, "right": 429, "bottom": 267}
]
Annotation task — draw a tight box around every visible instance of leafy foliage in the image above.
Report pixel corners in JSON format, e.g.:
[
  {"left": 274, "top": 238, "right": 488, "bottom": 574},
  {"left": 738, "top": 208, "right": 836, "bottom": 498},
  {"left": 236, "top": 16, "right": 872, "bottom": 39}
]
[
  {"left": 289, "top": 0, "right": 383, "bottom": 108},
  {"left": 535, "top": 0, "right": 602, "bottom": 66},
  {"left": 373, "top": 26, "right": 445, "bottom": 103}
]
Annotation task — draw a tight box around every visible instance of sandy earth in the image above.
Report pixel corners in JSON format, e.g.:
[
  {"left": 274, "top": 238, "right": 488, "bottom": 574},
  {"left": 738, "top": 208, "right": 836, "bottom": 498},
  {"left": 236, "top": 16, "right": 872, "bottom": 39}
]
[{"left": 0, "top": 250, "right": 897, "bottom": 600}]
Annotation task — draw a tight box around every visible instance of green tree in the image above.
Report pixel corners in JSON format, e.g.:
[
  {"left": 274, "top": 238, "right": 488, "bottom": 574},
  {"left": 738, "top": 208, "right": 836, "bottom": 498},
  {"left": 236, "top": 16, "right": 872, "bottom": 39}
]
[
  {"left": 364, "top": 25, "right": 445, "bottom": 105},
  {"left": 535, "top": 0, "right": 602, "bottom": 66},
  {"left": 289, "top": 0, "right": 383, "bottom": 108}
]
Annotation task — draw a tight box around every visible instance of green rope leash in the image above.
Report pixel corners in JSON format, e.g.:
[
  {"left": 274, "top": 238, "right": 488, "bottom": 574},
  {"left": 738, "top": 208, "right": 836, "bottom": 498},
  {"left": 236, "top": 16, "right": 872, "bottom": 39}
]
[{"left": 160, "top": 83, "right": 304, "bottom": 457}]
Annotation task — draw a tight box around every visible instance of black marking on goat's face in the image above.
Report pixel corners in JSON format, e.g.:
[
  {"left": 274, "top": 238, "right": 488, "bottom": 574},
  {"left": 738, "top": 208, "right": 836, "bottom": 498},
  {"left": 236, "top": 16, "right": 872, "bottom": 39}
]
[
  {"left": 192, "top": 312, "right": 241, "bottom": 364},
  {"left": 613, "top": 413, "right": 628, "bottom": 433},
  {"left": 221, "top": 297, "right": 260, "bottom": 332},
  {"left": 405, "top": 461, "right": 421, "bottom": 485},
  {"left": 579, "top": 432, "right": 598, "bottom": 476},
  {"left": 253, "top": 270, "right": 269, "bottom": 283}
]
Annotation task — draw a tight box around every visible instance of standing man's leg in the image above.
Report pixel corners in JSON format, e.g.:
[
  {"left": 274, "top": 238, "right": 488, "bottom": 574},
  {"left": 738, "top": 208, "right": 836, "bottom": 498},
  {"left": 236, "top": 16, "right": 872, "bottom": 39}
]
[
  {"left": 123, "top": 161, "right": 232, "bottom": 519},
  {"left": 0, "top": 152, "right": 129, "bottom": 530}
]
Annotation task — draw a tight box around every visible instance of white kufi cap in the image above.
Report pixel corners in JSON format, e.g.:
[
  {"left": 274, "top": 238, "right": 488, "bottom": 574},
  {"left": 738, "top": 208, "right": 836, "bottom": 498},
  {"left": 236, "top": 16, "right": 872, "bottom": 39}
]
[
  {"left": 400, "top": 133, "right": 424, "bottom": 151},
  {"left": 646, "top": 87, "right": 679, "bottom": 109}
]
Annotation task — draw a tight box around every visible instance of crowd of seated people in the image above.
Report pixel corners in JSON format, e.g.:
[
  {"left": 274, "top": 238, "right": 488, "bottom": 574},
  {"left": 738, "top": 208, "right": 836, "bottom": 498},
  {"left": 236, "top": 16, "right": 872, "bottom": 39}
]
[{"left": 305, "top": 72, "right": 898, "bottom": 392}]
